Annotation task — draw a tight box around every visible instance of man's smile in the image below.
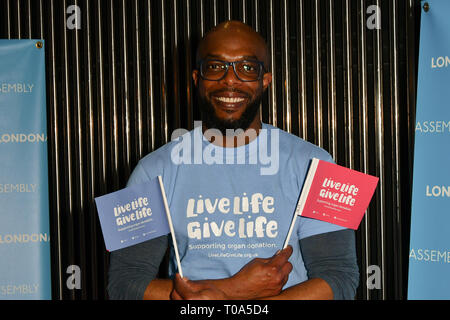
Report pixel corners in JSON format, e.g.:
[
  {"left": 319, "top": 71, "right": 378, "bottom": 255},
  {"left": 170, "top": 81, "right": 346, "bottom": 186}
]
[
  {"left": 210, "top": 90, "right": 249, "bottom": 111},
  {"left": 213, "top": 96, "right": 248, "bottom": 113},
  {"left": 215, "top": 96, "right": 245, "bottom": 103}
]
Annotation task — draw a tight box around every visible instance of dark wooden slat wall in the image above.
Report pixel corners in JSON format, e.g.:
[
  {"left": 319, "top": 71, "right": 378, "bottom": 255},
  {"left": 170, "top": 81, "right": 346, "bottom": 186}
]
[{"left": 0, "top": 0, "right": 420, "bottom": 300}]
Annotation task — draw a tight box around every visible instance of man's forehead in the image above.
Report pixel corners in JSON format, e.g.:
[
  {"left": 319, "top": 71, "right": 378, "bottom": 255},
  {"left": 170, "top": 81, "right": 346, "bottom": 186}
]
[
  {"left": 197, "top": 21, "right": 268, "bottom": 64},
  {"left": 205, "top": 53, "right": 259, "bottom": 60},
  {"left": 201, "top": 42, "right": 263, "bottom": 60}
]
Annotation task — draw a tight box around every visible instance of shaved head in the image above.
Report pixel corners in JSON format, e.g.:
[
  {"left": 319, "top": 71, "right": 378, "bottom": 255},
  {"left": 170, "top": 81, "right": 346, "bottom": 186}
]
[
  {"left": 196, "top": 20, "right": 269, "bottom": 69},
  {"left": 193, "top": 20, "right": 272, "bottom": 137}
]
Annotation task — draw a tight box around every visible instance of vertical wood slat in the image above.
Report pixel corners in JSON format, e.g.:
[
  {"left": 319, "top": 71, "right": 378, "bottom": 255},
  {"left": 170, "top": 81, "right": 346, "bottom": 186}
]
[
  {"left": 27, "top": 0, "right": 31, "bottom": 38},
  {"left": 184, "top": 0, "right": 194, "bottom": 131},
  {"left": 17, "top": 0, "right": 21, "bottom": 38},
  {"left": 147, "top": 0, "right": 156, "bottom": 149},
  {"left": 97, "top": 0, "right": 110, "bottom": 296},
  {"left": 85, "top": 0, "right": 100, "bottom": 299},
  {"left": 48, "top": 0, "right": 63, "bottom": 300},
  {"left": 122, "top": 0, "right": 131, "bottom": 178},
  {"left": 109, "top": 0, "right": 119, "bottom": 189},
  {"left": 268, "top": 0, "right": 277, "bottom": 127},
  {"left": 6, "top": 0, "right": 11, "bottom": 39},
  {"left": 343, "top": 0, "right": 354, "bottom": 170},
  {"left": 373, "top": 0, "right": 386, "bottom": 300},
  {"left": 282, "top": 0, "right": 291, "bottom": 133},
  {"left": 389, "top": 0, "right": 403, "bottom": 300},
  {"left": 357, "top": 0, "right": 370, "bottom": 300},
  {"left": 160, "top": 0, "right": 169, "bottom": 144},
  {"left": 62, "top": 0, "right": 75, "bottom": 300},
  {"left": 73, "top": 0, "right": 88, "bottom": 299},
  {"left": 327, "top": 0, "right": 337, "bottom": 159},
  {"left": 297, "top": 0, "right": 307, "bottom": 140},
  {"left": 0, "top": 0, "right": 419, "bottom": 300},
  {"left": 133, "top": 0, "right": 143, "bottom": 159},
  {"left": 173, "top": 0, "right": 182, "bottom": 132},
  {"left": 313, "top": 0, "right": 323, "bottom": 148}
]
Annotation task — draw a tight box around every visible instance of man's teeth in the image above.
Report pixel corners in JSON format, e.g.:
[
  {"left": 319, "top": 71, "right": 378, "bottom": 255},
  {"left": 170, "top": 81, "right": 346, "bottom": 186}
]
[{"left": 215, "top": 97, "right": 245, "bottom": 103}]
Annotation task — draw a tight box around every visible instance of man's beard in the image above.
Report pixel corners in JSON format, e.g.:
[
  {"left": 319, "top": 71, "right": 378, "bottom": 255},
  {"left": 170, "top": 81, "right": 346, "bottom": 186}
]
[{"left": 199, "top": 91, "right": 262, "bottom": 136}]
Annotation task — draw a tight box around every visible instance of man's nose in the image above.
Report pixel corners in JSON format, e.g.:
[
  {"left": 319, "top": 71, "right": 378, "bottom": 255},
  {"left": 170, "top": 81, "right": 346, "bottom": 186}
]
[{"left": 220, "top": 65, "right": 241, "bottom": 86}]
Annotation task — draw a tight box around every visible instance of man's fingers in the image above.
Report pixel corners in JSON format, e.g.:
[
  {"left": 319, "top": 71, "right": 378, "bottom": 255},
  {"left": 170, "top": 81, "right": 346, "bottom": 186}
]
[
  {"left": 171, "top": 289, "right": 183, "bottom": 300},
  {"left": 281, "top": 260, "right": 293, "bottom": 280},
  {"left": 171, "top": 274, "right": 187, "bottom": 300},
  {"left": 173, "top": 273, "right": 195, "bottom": 298},
  {"left": 270, "top": 245, "right": 293, "bottom": 267},
  {"left": 175, "top": 273, "right": 189, "bottom": 282}
]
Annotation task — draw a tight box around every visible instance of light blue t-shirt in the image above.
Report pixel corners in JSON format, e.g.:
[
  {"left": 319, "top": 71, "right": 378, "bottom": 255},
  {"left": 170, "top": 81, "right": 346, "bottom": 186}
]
[{"left": 127, "top": 123, "right": 344, "bottom": 289}]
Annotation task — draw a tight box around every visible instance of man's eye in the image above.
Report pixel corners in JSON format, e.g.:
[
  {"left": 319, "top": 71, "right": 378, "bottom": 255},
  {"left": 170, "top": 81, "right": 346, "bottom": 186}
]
[
  {"left": 207, "top": 64, "right": 225, "bottom": 70},
  {"left": 242, "top": 64, "right": 256, "bottom": 71}
]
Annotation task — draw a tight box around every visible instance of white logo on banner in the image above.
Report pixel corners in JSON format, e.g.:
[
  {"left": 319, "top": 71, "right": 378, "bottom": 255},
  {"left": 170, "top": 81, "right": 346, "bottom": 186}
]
[
  {"left": 0, "top": 283, "right": 39, "bottom": 296},
  {"left": 410, "top": 248, "right": 450, "bottom": 264},
  {"left": 415, "top": 121, "right": 450, "bottom": 133},
  {"left": 0, "top": 83, "right": 34, "bottom": 93},
  {"left": 426, "top": 185, "right": 450, "bottom": 197},
  {"left": 0, "top": 233, "right": 49, "bottom": 244},
  {"left": 0, "top": 184, "right": 37, "bottom": 193},
  {"left": 431, "top": 56, "right": 450, "bottom": 68},
  {"left": 0, "top": 133, "right": 47, "bottom": 143}
]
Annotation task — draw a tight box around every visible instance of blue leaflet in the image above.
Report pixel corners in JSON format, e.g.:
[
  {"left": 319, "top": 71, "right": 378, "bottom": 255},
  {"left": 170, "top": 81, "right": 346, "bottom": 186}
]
[{"left": 95, "top": 178, "right": 170, "bottom": 252}]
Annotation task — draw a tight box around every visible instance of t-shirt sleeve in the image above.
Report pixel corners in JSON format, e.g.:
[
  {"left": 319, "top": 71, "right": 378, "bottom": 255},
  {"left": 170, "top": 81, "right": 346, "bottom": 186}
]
[
  {"left": 298, "top": 216, "right": 346, "bottom": 240},
  {"left": 107, "top": 235, "right": 168, "bottom": 300},
  {"left": 126, "top": 161, "right": 156, "bottom": 186},
  {"left": 108, "top": 152, "right": 171, "bottom": 300},
  {"left": 300, "top": 229, "right": 360, "bottom": 300}
]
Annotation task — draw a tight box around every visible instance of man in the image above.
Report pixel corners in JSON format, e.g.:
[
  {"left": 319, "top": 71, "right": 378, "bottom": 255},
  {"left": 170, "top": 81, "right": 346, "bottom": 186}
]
[{"left": 107, "top": 21, "right": 359, "bottom": 300}]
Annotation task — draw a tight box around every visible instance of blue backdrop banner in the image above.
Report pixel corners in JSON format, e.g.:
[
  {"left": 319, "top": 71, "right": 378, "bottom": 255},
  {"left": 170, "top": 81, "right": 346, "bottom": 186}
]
[
  {"left": 0, "top": 40, "right": 51, "bottom": 299},
  {"left": 408, "top": 0, "right": 450, "bottom": 300}
]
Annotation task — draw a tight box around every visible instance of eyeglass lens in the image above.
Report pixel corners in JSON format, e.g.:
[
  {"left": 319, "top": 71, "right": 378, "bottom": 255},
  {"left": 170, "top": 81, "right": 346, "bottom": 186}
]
[{"left": 201, "top": 60, "right": 262, "bottom": 81}]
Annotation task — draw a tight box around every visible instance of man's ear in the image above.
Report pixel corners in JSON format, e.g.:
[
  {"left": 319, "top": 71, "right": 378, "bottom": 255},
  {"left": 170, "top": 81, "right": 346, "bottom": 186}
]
[
  {"left": 192, "top": 70, "right": 199, "bottom": 87},
  {"left": 262, "top": 72, "right": 272, "bottom": 90}
]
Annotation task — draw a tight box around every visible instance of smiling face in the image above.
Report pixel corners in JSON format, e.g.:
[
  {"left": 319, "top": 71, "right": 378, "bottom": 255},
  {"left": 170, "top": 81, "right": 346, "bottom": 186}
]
[{"left": 193, "top": 21, "right": 272, "bottom": 134}]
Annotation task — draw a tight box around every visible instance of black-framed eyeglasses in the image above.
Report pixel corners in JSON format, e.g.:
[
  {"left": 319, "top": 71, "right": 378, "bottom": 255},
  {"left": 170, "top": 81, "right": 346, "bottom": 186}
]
[{"left": 198, "top": 59, "right": 266, "bottom": 82}]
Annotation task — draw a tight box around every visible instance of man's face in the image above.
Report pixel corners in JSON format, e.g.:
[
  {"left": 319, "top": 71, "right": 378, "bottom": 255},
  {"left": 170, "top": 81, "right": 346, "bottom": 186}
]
[{"left": 193, "top": 26, "right": 272, "bottom": 134}]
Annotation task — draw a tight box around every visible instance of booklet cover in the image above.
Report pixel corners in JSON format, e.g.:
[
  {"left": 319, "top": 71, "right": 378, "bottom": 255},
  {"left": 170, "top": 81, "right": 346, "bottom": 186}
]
[
  {"left": 296, "top": 158, "right": 379, "bottom": 230},
  {"left": 94, "top": 177, "right": 171, "bottom": 252}
]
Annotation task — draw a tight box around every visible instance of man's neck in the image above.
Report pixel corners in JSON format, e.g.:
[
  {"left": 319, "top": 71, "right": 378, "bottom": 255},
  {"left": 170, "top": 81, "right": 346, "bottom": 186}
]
[{"left": 202, "top": 116, "right": 262, "bottom": 148}]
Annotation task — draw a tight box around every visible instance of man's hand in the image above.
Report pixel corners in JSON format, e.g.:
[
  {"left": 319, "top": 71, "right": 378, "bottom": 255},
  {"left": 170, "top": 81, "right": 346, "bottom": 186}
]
[
  {"left": 171, "top": 274, "right": 228, "bottom": 300},
  {"left": 170, "top": 246, "right": 293, "bottom": 300},
  {"left": 226, "top": 245, "right": 293, "bottom": 299}
]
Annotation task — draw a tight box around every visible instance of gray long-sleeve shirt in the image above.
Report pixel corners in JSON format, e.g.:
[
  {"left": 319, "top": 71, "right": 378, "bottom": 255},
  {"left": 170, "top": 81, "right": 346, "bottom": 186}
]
[{"left": 107, "top": 229, "right": 359, "bottom": 300}]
